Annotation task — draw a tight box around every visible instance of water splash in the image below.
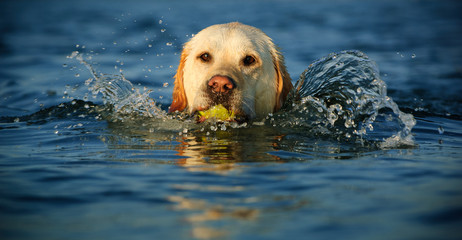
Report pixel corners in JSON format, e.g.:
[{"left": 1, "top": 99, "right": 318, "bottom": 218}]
[
  {"left": 68, "top": 50, "right": 415, "bottom": 148},
  {"left": 68, "top": 51, "right": 166, "bottom": 121},
  {"left": 279, "top": 50, "right": 415, "bottom": 148}
]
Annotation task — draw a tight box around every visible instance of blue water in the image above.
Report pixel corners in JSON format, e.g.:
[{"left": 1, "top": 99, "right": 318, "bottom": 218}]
[{"left": 1, "top": 0, "right": 462, "bottom": 239}]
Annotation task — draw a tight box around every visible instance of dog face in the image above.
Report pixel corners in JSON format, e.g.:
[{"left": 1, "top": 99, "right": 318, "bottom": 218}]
[{"left": 169, "top": 22, "right": 292, "bottom": 120}]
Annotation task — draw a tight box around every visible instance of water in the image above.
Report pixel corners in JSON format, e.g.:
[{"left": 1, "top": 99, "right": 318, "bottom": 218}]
[{"left": 1, "top": 0, "right": 462, "bottom": 239}]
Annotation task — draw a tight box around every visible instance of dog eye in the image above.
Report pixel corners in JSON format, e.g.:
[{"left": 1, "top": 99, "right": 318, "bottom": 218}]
[
  {"left": 199, "top": 52, "right": 212, "bottom": 62},
  {"left": 243, "top": 55, "right": 256, "bottom": 66}
]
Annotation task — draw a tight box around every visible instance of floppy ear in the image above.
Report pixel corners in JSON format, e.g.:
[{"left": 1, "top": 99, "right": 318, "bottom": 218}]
[
  {"left": 273, "top": 50, "right": 293, "bottom": 112},
  {"left": 169, "top": 47, "right": 189, "bottom": 113}
]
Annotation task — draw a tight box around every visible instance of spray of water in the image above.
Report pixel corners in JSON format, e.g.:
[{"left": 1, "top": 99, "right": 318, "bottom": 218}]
[
  {"left": 68, "top": 51, "right": 167, "bottom": 121},
  {"left": 68, "top": 50, "right": 415, "bottom": 148},
  {"left": 279, "top": 50, "right": 415, "bottom": 147}
]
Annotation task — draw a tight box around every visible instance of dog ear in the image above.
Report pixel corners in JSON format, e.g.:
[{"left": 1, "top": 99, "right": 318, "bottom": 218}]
[
  {"left": 273, "top": 49, "right": 293, "bottom": 112},
  {"left": 169, "top": 46, "right": 189, "bottom": 113}
]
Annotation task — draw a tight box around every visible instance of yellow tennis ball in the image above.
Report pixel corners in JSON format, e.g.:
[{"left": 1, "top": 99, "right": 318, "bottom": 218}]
[{"left": 198, "top": 104, "right": 235, "bottom": 122}]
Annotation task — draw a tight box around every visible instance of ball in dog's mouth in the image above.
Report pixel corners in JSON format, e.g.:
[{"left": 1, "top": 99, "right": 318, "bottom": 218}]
[{"left": 197, "top": 104, "right": 235, "bottom": 123}]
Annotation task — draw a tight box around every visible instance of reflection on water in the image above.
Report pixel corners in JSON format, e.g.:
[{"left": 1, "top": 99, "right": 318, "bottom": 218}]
[
  {"left": 168, "top": 192, "right": 259, "bottom": 239},
  {"left": 176, "top": 131, "right": 282, "bottom": 164},
  {"left": 104, "top": 121, "right": 312, "bottom": 239}
]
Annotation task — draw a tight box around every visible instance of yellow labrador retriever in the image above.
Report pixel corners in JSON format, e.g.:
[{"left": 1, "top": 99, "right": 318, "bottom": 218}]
[{"left": 169, "top": 22, "right": 293, "bottom": 121}]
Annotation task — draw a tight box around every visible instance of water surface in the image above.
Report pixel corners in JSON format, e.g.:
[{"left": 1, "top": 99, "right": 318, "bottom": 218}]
[{"left": 1, "top": 0, "right": 462, "bottom": 239}]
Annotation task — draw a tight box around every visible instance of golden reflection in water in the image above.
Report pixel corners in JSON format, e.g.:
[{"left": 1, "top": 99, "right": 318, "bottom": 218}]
[
  {"left": 105, "top": 123, "right": 300, "bottom": 239},
  {"left": 168, "top": 131, "right": 273, "bottom": 238},
  {"left": 165, "top": 127, "right": 284, "bottom": 174},
  {"left": 168, "top": 193, "right": 259, "bottom": 239}
]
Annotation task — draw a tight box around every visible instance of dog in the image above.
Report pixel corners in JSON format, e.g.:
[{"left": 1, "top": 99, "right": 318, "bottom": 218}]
[{"left": 169, "top": 22, "right": 293, "bottom": 122}]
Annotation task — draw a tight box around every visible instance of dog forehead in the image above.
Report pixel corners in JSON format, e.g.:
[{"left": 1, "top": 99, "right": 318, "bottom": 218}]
[{"left": 190, "top": 23, "right": 272, "bottom": 56}]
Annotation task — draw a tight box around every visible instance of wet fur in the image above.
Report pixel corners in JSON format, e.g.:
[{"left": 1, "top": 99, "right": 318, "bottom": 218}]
[{"left": 169, "top": 22, "right": 292, "bottom": 120}]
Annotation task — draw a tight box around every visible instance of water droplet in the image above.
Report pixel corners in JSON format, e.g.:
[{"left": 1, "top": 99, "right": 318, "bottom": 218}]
[
  {"left": 75, "top": 73, "right": 80, "bottom": 77},
  {"left": 161, "top": 29, "right": 166, "bottom": 33},
  {"left": 159, "top": 20, "right": 163, "bottom": 24},
  {"left": 411, "top": 54, "right": 416, "bottom": 59},
  {"left": 62, "top": 64, "right": 68, "bottom": 68},
  {"left": 166, "top": 42, "right": 172, "bottom": 46},
  {"left": 163, "top": 82, "right": 169, "bottom": 87},
  {"left": 438, "top": 126, "right": 444, "bottom": 134},
  {"left": 67, "top": 51, "right": 79, "bottom": 59},
  {"left": 148, "top": 44, "right": 152, "bottom": 48}
]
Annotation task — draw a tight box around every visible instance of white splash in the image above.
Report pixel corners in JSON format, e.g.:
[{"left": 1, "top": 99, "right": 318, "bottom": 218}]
[{"left": 68, "top": 51, "right": 166, "bottom": 120}]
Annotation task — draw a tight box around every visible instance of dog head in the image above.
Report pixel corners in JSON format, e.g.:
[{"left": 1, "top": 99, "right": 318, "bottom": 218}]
[{"left": 169, "top": 22, "right": 292, "bottom": 120}]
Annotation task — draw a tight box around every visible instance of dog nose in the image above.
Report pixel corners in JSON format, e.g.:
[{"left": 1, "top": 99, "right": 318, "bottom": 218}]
[{"left": 208, "top": 75, "right": 234, "bottom": 94}]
